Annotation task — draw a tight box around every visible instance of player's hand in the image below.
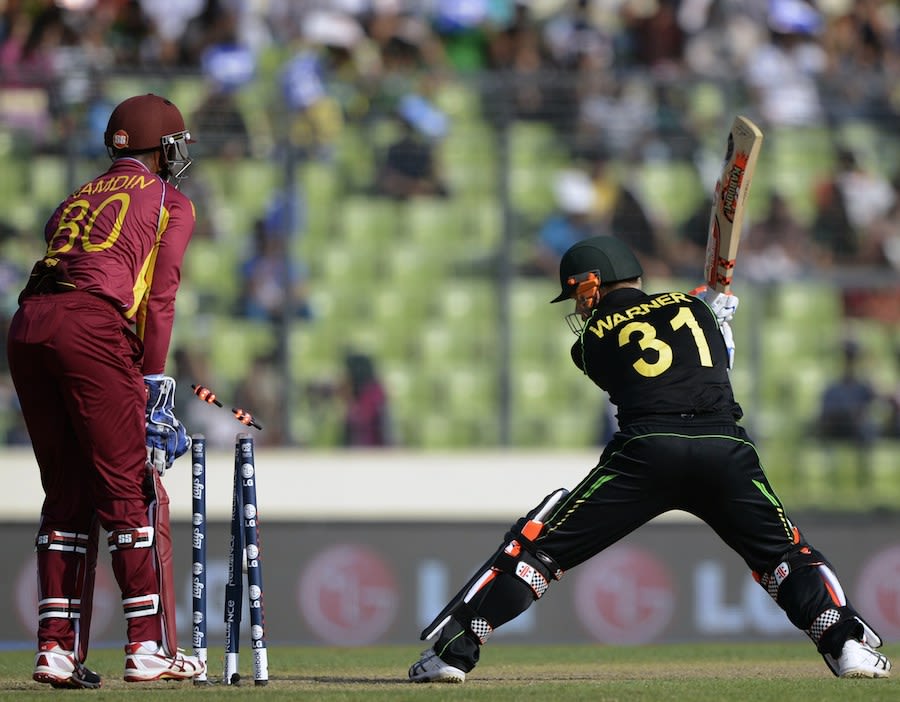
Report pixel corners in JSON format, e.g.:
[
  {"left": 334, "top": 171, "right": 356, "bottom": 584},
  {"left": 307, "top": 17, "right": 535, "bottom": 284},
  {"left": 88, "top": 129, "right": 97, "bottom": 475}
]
[
  {"left": 690, "top": 285, "right": 739, "bottom": 324},
  {"left": 144, "top": 375, "right": 191, "bottom": 475}
]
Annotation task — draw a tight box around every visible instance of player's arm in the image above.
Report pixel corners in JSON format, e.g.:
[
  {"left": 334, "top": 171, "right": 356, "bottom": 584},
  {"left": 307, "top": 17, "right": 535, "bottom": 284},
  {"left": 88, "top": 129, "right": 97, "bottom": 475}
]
[
  {"left": 690, "top": 284, "right": 738, "bottom": 369},
  {"left": 139, "top": 195, "right": 195, "bottom": 375}
]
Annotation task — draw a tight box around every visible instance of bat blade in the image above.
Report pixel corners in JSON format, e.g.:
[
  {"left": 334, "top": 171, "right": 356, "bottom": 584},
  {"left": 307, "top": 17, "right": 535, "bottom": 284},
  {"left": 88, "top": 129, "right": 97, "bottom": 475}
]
[{"left": 704, "top": 115, "right": 764, "bottom": 293}]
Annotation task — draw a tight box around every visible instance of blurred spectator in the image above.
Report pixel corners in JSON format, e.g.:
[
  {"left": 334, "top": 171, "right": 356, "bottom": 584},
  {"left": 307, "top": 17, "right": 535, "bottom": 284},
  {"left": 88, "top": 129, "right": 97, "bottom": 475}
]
[
  {"left": 682, "top": 1, "right": 766, "bottom": 78},
  {"left": 0, "top": 4, "right": 63, "bottom": 147},
  {"left": 138, "top": 0, "right": 205, "bottom": 66},
  {"left": 233, "top": 350, "right": 287, "bottom": 446},
  {"left": 190, "top": 84, "right": 252, "bottom": 160},
  {"left": 854, "top": 170, "right": 900, "bottom": 269},
  {"left": 543, "top": 0, "right": 613, "bottom": 142},
  {"left": 237, "top": 217, "right": 312, "bottom": 323},
  {"left": 619, "top": 0, "right": 687, "bottom": 73},
  {"left": 669, "top": 192, "right": 712, "bottom": 279},
  {"left": 279, "top": 9, "right": 367, "bottom": 158},
  {"left": 743, "top": 1, "right": 827, "bottom": 127},
  {"left": 189, "top": 40, "right": 255, "bottom": 158},
  {"left": 340, "top": 352, "right": 393, "bottom": 447},
  {"left": 373, "top": 94, "right": 449, "bottom": 199},
  {"left": 430, "top": 0, "right": 493, "bottom": 73},
  {"left": 170, "top": 345, "right": 235, "bottom": 449},
  {"left": 815, "top": 337, "right": 881, "bottom": 488},
  {"left": 742, "top": 193, "right": 814, "bottom": 283},
  {"left": 811, "top": 147, "right": 896, "bottom": 264},
  {"left": 0, "top": 5, "right": 61, "bottom": 87},
  {"left": 571, "top": 68, "right": 658, "bottom": 170},
  {"left": 816, "top": 338, "right": 879, "bottom": 444},
  {"left": 482, "top": 3, "right": 561, "bottom": 128},
  {"left": 179, "top": 0, "right": 239, "bottom": 67},
  {"left": 304, "top": 351, "right": 395, "bottom": 447},
  {"left": 818, "top": 0, "right": 897, "bottom": 122},
  {"left": 886, "top": 346, "right": 900, "bottom": 439},
  {"left": 104, "top": 0, "right": 155, "bottom": 66},
  {"left": 75, "top": 80, "right": 117, "bottom": 160},
  {"left": 519, "top": 168, "right": 598, "bottom": 278},
  {"left": 367, "top": 6, "right": 446, "bottom": 81},
  {"left": 584, "top": 148, "right": 670, "bottom": 278}
]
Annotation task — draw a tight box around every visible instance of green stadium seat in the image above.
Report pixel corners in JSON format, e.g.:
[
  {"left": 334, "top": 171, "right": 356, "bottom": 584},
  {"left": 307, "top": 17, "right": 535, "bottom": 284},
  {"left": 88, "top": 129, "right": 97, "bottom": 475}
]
[
  {"left": 166, "top": 76, "right": 208, "bottom": 119},
  {"left": 340, "top": 196, "right": 401, "bottom": 251},
  {"left": 300, "top": 161, "right": 340, "bottom": 242},
  {"left": 182, "top": 237, "right": 240, "bottom": 311},
  {"left": 232, "top": 160, "right": 281, "bottom": 215},
  {"left": 839, "top": 120, "right": 894, "bottom": 177},
  {"left": 764, "top": 126, "right": 835, "bottom": 225},
  {"left": 509, "top": 166, "right": 556, "bottom": 221},
  {"left": 206, "top": 317, "right": 277, "bottom": 385},
  {"left": 635, "top": 160, "right": 704, "bottom": 228},
  {"left": 510, "top": 279, "right": 568, "bottom": 361},
  {"left": 402, "top": 197, "right": 461, "bottom": 246},
  {"left": 771, "top": 281, "right": 842, "bottom": 324},
  {"left": 29, "top": 156, "right": 68, "bottom": 209},
  {"left": 440, "top": 122, "right": 498, "bottom": 198},
  {"left": 508, "top": 121, "right": 567, "bottom": 168},
  {"left": 0, "top": 156, "right": 27, "bottom": 200},
  {"left": 432, "top": 80, "right": 482, "bottom": 121},
  {"left": 334, "top": 124, "right": 375, "bottom": 191},
  {"left": 288, "top": 324, "right": 347, "bottom": 388}
]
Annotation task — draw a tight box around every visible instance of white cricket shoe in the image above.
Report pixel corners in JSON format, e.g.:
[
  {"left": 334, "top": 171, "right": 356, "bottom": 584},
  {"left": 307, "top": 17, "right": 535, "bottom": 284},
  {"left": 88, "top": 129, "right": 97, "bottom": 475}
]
[
  {"left": 408, "top": 648, "right": 466, "bottom": 683},
  {"left": 123, "top": 642, "right": 206, "bottom": 682},
  {"left": 33, "top": 641, "right": 102, "bottom": 689},
  {"left": 837, "top": 638, "right": 891, "bottom": 678}
]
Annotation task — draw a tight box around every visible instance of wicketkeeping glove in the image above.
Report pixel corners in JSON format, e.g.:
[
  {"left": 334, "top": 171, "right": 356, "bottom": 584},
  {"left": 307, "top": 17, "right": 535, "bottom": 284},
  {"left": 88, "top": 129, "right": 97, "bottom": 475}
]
[{"left": 144, "top": 375, "right": 191, "bottom": 475}]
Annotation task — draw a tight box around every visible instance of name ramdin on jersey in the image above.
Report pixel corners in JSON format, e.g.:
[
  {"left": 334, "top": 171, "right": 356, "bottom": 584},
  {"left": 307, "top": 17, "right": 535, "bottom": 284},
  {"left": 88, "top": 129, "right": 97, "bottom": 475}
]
[{"left": 75, "top": 173, "right": 156, "bottom": 196}]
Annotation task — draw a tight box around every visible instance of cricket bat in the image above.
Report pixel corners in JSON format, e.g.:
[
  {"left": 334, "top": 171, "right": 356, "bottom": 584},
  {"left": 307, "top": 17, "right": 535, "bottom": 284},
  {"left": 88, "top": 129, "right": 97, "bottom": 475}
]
[{"left": 704, "top": 115, "right": 764, "bottom": 293}]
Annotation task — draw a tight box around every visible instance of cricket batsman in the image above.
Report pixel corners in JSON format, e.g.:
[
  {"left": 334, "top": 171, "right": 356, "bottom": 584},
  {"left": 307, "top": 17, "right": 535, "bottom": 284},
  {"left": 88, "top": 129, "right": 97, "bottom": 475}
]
[{"left": 409, "top": 236, "right": 891, "bottom": 683}]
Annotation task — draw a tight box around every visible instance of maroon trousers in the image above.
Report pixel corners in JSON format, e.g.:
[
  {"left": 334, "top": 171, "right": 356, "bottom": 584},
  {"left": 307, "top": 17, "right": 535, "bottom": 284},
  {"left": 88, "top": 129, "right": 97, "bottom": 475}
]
[{"left": 7, "top": 291, "right": 175, "bottom": 653}]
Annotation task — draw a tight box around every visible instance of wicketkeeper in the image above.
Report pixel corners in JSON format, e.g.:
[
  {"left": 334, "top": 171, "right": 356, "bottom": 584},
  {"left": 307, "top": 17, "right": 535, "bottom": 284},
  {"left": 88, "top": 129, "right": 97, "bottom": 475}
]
[
  {"left": 7, "top": 94, "right": 205, "bottom": 687},
  {"left": 409, "top": 236, "right": 891, "bottom": 683}
]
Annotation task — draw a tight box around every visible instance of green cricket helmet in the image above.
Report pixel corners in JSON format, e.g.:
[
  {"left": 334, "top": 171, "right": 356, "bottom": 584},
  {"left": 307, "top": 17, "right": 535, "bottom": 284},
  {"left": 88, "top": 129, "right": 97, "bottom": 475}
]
[{"left": 550, "top": 235, "right": 643, "bottom": 303}]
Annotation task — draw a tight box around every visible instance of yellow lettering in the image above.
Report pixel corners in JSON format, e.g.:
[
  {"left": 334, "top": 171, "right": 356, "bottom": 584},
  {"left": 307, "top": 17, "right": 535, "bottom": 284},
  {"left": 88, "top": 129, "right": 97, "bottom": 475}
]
[
  {"left": 589, "top": 292, "right": 692, "bottom": 340},
  {"left": 590, "top": 315, "right": 615, "bottom": 339},
  {"left": 77, "top": 174, "right": 157, "bottom": 197}
]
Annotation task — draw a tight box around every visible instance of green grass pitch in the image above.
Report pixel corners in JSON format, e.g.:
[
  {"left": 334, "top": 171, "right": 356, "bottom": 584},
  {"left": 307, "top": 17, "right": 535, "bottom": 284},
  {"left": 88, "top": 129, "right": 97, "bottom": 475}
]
[{"left": 1, "top": 642, "right": 896, "bottom": 700}]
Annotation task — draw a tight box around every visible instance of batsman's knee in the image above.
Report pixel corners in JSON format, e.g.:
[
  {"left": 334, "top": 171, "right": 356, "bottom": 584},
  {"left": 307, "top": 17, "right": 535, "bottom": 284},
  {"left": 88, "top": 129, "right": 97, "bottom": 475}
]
[
  {"left": 501, "top": 487, "right": 568, "bottom": 595},
  {"left": 445, "top": 489, "right": 569, "bottom": 644}
]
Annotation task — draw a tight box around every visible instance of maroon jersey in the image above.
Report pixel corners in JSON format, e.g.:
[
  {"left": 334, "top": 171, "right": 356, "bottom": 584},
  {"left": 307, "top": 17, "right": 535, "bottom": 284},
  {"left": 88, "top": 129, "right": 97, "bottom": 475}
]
[{"left": 42, "top": 157, "right": 194, "bottom": 374}]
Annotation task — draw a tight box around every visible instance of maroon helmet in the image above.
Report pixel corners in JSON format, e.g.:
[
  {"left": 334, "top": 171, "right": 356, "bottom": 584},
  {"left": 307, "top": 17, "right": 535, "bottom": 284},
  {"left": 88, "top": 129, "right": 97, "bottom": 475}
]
[{"left": 104, "top": 94, "right": 194, "bottom": 185}]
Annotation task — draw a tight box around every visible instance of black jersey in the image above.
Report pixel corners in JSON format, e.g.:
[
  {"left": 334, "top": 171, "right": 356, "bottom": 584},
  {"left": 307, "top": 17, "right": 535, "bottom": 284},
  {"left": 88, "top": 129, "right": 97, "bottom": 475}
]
[{"left": 571, "top": 287, "right": 742, "bottom": 426}]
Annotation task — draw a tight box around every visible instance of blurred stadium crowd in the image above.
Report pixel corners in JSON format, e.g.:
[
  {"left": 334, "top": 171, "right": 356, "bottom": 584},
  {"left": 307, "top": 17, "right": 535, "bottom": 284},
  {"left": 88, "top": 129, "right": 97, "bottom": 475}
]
[{"left": 0, "top": 0, "right": 899, "bottom": 509}]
